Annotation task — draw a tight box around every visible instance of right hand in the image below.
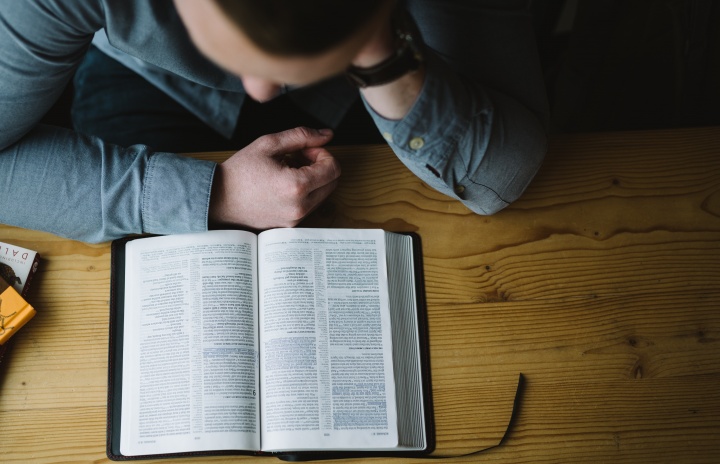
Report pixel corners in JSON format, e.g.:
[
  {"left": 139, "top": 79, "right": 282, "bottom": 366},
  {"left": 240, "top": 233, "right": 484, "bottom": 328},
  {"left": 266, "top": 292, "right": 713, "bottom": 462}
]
[{"left": 208, "top": 127, "right": 341, "bottom": 230}]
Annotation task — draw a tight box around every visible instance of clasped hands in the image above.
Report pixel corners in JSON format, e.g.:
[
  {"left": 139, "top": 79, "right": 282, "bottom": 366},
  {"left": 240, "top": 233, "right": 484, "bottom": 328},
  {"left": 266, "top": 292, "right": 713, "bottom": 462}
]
[{"left": 208, "top": 126, "right": 341, "bottom": 230}]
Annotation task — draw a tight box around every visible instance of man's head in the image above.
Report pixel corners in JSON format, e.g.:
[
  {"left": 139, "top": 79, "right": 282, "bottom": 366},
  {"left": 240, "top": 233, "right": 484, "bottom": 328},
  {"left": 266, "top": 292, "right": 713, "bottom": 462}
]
[{"left": 174, "top": 0, "right": 395, "bottom": 102}]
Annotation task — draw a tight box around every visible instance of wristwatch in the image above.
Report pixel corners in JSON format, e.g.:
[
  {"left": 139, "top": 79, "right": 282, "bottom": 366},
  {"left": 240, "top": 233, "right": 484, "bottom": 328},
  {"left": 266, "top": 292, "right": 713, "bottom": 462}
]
[{"left": 346, "top": 9, "right": 424, "bottom": 88}]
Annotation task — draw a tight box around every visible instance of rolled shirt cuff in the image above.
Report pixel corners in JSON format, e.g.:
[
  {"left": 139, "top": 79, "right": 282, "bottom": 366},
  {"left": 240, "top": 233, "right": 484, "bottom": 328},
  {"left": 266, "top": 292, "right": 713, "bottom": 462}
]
[{"left": 142, "top": 152, "right": 216, "bottom": 235}]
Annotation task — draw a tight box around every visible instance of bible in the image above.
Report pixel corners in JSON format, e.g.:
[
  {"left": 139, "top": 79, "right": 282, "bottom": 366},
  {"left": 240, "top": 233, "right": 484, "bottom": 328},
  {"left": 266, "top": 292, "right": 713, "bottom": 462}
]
[{"left": 108, "top": 228, "right": 433, "bottom": 460}]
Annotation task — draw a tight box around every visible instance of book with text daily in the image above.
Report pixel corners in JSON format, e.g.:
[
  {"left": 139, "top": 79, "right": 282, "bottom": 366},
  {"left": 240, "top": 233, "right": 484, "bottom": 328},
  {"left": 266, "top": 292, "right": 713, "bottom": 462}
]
[
  {"left": 0, "top": 241, "right": 40, "bottom": 296},
  {"left": 108, "top": 228, "right": 433, "bottom": 460}
]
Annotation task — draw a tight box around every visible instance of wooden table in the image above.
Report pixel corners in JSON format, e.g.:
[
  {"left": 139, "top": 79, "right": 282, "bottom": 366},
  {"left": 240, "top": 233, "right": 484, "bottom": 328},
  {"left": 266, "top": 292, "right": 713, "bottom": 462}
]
[{"left": 1, "top": 126, "right": 719, "bottom": 463}]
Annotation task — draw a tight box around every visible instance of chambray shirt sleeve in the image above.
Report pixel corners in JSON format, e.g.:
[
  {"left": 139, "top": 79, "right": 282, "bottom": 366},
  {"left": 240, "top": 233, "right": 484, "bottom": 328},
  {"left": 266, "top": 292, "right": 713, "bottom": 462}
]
[
  {"left": 364, "top": 0, "right": 549, "bottom": 214},
  {"left": 0, "top": 0, "right": 215, "bottom": 243}
]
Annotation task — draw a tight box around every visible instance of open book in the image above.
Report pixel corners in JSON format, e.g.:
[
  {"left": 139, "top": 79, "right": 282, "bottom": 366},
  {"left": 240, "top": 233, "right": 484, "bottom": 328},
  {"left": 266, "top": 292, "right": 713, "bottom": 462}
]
[{"left": 108, "top": 228, "right": 433, "bottom": 460}]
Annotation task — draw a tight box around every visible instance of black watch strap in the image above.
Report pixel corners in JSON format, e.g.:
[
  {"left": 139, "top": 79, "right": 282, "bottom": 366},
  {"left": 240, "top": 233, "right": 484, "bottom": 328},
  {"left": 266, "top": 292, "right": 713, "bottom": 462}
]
[{"left": 346, "top": 10, "right": 424, "bottom": 88}]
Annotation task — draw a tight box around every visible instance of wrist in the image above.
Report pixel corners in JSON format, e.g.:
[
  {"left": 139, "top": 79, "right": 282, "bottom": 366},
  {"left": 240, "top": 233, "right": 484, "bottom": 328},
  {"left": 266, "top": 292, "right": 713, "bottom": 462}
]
[
  {"left": 208, "top": 163, "right": 231, "bottom": 227},
  {"left": 346, "top": 9, "right": 425, "bottom": 88},
  {"left": 207, "top": 176, "right": 223, "bottom": 227}
]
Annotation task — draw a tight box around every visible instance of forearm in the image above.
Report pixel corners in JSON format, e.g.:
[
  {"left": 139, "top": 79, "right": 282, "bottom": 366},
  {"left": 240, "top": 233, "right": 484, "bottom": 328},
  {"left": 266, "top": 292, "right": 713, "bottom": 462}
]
[
  {"left": 350, "top": 12, "right": 425, "bottom": 121},
  {"left": 358, "top": 68, "right": 425, "bottom": 121},
  {"left": 0, "top": 125, "right": 215, "bottom": 243},
  {"left": 0, "top": 1, "right": 221, "bottom": 243},
  {"left": 361, "top": 51, "right": 547, "bottom": 214}
]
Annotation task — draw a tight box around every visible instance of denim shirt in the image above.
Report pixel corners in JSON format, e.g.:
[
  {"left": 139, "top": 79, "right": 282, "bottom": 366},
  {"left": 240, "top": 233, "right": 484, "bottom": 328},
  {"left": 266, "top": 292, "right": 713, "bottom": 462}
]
[{"left": 0, "top": 0, "right": 548, "bottom": 243}]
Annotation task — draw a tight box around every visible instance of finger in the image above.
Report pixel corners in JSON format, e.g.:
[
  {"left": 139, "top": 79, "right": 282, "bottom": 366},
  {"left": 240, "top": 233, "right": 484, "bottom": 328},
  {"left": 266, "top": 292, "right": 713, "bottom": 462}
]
[
  {"left": 294, "top": 149, "right": 341, "bottom": 190},
  {"left": 256, "top": 127, "right": 334, "bottom": 156},
  {"left": 299, "top": 146, "right": 334, "bottom": 163},
  {"left": 282, "top": 145, "right": 336, "bottom": 168}
]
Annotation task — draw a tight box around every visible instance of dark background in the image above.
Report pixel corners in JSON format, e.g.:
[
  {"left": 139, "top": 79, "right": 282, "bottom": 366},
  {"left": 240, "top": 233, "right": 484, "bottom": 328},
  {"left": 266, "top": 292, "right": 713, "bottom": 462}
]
[{"left": 40, "top": 0, "right": 720, "bottom": 140}]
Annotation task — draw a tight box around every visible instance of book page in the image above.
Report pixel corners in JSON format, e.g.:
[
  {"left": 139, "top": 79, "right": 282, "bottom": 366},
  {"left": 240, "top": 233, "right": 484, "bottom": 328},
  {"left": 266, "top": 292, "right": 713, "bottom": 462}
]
[
  {"left": 120, "top": 230, "right": 260, "bottom": 456},
  {"left": 257, "top": 228, "right": 398, "bottom": 452}
]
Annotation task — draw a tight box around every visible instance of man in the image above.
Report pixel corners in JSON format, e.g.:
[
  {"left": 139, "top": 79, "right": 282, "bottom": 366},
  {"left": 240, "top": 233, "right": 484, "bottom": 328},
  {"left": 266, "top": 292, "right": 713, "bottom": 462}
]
[{"left": 0, "top": 0, "right": 548, "bottom": 243}]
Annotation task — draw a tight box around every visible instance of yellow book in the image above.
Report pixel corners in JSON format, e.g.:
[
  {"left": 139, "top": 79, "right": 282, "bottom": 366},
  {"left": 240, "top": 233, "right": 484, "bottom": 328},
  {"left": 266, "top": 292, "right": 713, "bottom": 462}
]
[{"left": 0, "top": 276, "right": 36, "bottom": 345}]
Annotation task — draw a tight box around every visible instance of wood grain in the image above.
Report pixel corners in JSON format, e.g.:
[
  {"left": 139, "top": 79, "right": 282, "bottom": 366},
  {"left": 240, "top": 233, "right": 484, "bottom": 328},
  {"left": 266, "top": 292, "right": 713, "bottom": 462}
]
[{"left": 1, "top": 127, "right": 719, "bottom": 463}]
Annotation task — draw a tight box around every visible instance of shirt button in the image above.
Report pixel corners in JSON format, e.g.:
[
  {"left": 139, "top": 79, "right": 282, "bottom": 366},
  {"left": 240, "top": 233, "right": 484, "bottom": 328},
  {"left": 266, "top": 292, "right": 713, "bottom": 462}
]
[
  {"left": 454, "top": 184, "right": 465, "bottom": 196},
  {"left": 408, "top": 137, "right": 425, "bottom": 150},
  {"left": 382, "top": 132, "right": 393, "bottom": 143}
]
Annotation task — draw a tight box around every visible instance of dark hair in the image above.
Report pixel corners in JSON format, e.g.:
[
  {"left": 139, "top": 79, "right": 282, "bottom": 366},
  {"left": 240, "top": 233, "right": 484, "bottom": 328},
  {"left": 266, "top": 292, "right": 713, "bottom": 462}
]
[{"left": 212, "top": 0, "right": 392, "bottom": 56}]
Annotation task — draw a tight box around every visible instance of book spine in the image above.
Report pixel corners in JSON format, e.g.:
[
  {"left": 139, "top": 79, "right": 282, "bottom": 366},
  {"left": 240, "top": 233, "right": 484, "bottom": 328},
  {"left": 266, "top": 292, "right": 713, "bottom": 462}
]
[{"left": 21, "top": 252, "right": 41, "bottom": 297}]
